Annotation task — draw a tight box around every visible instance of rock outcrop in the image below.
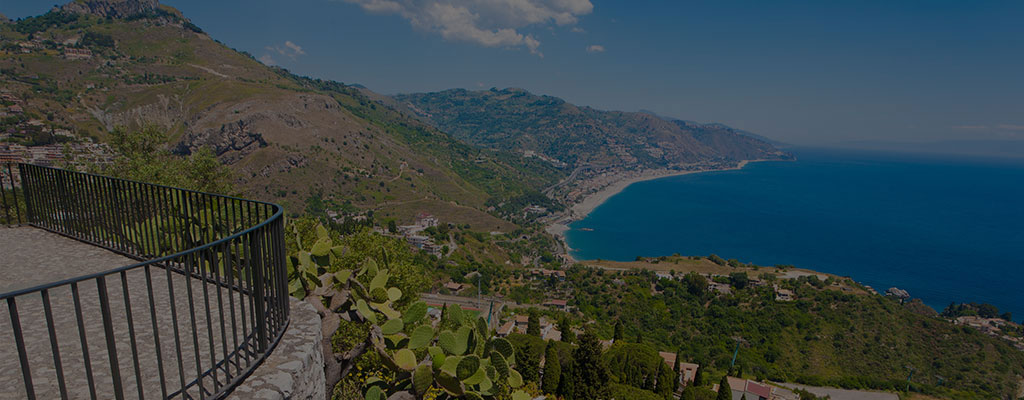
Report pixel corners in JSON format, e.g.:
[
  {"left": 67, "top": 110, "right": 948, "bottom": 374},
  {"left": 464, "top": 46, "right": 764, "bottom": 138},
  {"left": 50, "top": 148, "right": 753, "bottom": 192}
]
[
  {"left": 60, "top": 0, "right": 158, "bottom": 19},
  {"left": 175, "top": 118, "right": 268, "bottom": 164}
]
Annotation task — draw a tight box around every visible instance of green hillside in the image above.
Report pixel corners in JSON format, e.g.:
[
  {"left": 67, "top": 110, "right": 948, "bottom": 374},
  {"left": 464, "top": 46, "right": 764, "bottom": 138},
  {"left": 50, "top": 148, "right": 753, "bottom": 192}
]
[
  {"left": 394, "top": 88, "right": 792, "bottom": 169},
  {"left": 0, "top": 2, "right": 560, "bottom": 228}
]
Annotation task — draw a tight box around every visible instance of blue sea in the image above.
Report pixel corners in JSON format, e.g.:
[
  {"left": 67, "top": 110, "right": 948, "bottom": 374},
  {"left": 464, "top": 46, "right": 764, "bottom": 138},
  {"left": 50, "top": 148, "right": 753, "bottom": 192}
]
[{"left": 566, "top": 148, "right": 1024, "bottom": 318}]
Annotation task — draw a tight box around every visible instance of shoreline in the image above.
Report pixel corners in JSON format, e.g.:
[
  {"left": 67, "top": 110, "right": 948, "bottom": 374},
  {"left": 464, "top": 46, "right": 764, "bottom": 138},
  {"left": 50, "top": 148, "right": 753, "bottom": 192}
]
[{"left": 546, "top": 159, "right": 772, "bottom": 261}]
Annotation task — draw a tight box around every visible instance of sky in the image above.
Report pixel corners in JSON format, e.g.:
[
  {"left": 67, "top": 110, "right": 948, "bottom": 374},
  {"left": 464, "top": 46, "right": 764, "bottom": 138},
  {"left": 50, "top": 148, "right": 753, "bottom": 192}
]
[{"left": 5, "top": 0, "right": 1024, "bottom": 146}]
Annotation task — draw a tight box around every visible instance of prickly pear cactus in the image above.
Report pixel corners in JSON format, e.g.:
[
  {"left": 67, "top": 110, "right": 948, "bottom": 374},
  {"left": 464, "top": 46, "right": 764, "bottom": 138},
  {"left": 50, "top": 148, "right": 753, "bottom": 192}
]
[
  {"left": 286, "top": 221, "right": 531, "bottom": 399},
  {"left": 341, "top": 257, "right": 530, "bottom": 399}
]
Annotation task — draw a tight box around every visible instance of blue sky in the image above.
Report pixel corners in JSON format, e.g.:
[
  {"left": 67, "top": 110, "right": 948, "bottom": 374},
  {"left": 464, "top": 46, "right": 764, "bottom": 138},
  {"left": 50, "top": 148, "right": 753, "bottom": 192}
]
[{"left": 5, "top": 0, "right": 1023, "bottom": 146}]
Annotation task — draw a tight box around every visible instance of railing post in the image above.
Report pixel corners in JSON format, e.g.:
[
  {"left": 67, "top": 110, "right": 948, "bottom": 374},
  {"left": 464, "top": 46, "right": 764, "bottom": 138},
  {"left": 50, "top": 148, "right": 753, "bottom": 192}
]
[
  {"left": 250, "top": 231, "right": 268, "bottom": 352},
  {"left": 18, "top": 164, "right": 31, "bottom": 224},
  {"left": 96, "top": 276, "right": 125, "bottom": 400}
]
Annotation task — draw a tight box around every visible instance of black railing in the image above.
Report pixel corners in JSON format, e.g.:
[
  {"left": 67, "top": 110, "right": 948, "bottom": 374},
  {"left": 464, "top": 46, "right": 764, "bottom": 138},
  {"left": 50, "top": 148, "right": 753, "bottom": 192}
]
[{"left": 0, "top": 163, "right": 289, "bottom": 399}]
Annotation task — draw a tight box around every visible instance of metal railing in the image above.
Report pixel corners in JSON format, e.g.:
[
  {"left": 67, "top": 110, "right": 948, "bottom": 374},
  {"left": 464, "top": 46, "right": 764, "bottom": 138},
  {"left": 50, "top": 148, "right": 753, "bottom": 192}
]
[{"left": 1, "top": 163, "right": 289, "bottom": 399}]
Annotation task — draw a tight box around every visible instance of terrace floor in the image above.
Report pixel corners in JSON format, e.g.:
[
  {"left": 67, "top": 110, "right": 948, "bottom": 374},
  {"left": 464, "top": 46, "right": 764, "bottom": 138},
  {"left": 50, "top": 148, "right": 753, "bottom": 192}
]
[{"left": 0, "top": 227, "right": 257, "bottom": 399}]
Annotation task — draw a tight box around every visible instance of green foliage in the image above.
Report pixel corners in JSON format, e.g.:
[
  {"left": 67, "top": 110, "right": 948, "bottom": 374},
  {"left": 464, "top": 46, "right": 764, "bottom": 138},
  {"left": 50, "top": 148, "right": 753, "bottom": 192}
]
[
  {"left": 316, "top": 250, "right": 533, "bottom": 399},
  {"left": 604, "top": 342, "right": 661, "bottom": 390},
  {"left": 541, "top": 342, "right": 561, "bottom": 394},
  {"left": 527, "top": 311, "right": 540, "bottom": 337},
  {"left": 716, "top": 375, "right": 731, "bottom": 400},
  {"left": 610, "top": 383, "right": 663, "bottom": 400},
  {"left": 100, "top": 125, "right": 234, "bottom": 194},
  {"left": 565, "top": 266, "right": 1024, "bottom": 399},
  {"left": 571, "top": 330, "right": 611, "bottom": 400}
]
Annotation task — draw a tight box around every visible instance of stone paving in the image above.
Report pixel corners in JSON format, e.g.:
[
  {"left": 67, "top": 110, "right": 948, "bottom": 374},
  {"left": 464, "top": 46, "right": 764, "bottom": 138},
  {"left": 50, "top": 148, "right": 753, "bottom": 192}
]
[{"left": 0, "top": 227, "right": 265, "bottom": 399}]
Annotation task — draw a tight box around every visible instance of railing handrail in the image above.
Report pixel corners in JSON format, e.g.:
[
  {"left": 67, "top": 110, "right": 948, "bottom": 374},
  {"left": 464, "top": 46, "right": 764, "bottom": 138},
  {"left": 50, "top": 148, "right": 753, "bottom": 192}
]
[
  {"left": 0, "top": 187, "right": 283, "bottom": 301},
  {"left": 2, "top": 162, "right": 290, "bottom": 399}
]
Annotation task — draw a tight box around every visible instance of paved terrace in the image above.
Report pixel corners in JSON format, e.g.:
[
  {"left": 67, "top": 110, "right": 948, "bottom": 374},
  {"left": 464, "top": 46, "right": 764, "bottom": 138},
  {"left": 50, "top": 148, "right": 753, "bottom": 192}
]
[{"left": 0, "top": 227, "right": 256, "bottom": 399}]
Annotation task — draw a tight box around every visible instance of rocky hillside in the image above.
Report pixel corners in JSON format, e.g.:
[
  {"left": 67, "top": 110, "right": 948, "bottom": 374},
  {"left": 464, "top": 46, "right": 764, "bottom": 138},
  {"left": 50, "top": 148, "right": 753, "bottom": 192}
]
[
  {"left": 0, "top": 0, "right": 561, "bottom": 228},
  {"left": 394, "top": 88, "right": 792, "bottom": 169}
]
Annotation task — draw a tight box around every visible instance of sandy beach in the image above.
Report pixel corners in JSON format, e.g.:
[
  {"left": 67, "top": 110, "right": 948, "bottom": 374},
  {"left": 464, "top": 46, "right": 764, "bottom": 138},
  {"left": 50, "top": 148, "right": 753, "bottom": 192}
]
[
  {"left": 568, "top": 160, "right": 755, "bottom": 221},
  {"left": 545, "top": 160, "right": 766, "bottom": 260}
]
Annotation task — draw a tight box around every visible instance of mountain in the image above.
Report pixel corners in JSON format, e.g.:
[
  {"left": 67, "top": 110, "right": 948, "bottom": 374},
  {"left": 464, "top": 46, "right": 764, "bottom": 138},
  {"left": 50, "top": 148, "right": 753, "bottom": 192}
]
[
  {"left": 638, "top": 109, "right": 790, "bottom": 148},
  {"left": 0, "top": 0, "right": 561, "bottom": 228},
  {"left": 394, "top": 88, "right": 792, "bottom": 170}
]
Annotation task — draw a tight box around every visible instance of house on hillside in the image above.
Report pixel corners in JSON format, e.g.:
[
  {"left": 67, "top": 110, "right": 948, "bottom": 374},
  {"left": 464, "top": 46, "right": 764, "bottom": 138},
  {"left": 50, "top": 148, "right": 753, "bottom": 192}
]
[
  {"left": 444, "top": 282, "right": 466, "bottom": 294},
  {"left": 774, "top": 285, "right": 795, "bottom": 302},
  {"left": 543, "top": 299, "right": 568, "bottom": 311},
  {"left": 496, "top": 320, "right": 515, "bottom": 337},
  {"left": 658, "top": 352, "right": 700, "bottom": 385},
  {"left": 713, "top": 377, "right": 772, "bottom": 400},
  {"left": 708, "top": 281, "right": 732, "bottom": 295}
]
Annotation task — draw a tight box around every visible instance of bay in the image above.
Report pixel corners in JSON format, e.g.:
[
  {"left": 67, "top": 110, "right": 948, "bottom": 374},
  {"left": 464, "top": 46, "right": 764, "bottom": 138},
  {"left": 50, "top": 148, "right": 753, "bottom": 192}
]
[{"left": 565, "top": 147, "right": 1024, "bottom": 318}]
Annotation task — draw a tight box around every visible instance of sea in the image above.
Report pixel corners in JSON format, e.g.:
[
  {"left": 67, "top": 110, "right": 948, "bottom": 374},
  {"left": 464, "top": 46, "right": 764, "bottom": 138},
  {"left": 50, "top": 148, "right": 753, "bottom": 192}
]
[{"left": 565, "top": 147, "right": 1024, "bottom": 319}]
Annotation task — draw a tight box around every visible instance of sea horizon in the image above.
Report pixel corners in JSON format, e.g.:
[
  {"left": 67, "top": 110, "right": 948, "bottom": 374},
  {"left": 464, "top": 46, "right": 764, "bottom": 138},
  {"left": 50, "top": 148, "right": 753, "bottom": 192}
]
[{"left": 566, "top": 147, "right": 1024, "bottom": 319}]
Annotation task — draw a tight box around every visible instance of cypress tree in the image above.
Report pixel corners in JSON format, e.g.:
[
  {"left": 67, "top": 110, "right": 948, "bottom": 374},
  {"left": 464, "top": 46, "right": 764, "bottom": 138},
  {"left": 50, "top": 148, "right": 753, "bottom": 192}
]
[
  {"left": 672, "top": 349, "right": 683, "bottom": 392},
  {"left": 693, "top": 364, "right": 704, "bottom": 386},
  {"left": 681, "top": 385, "right": 697, "bottom": 400},
  {"left": 559, "top": 316, "right": 575, "bottom": 343},
  {"left": 716, "top": 375, "right": 732, "bottom": 400},
  {"left": 655, "top": 361, "right": 675, "bottom": 399},
  {"left": 542, "top": 341, "right": 561, "bottom": 394},
  {"left": 572, "top": 330, "right": 611, "bottom": 399},
  {"left": 527, "top": 311, "right": 541, "bottom": 336},
  {"left": 557, "top": 359, "right": 575, "bottom": 399},
  {"left": 518, "top": 341, "right": 541, "bottom": 382},
  {"left": 636, "top": 329, "right": 643, "bottom": 344},
  {"left": 613, "top": 320, "right": 624, "bottom": 342}
]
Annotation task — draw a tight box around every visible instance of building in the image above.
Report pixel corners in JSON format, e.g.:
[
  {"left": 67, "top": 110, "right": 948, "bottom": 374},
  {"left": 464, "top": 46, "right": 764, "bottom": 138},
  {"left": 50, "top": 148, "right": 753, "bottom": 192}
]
[
  {"left": 708, "top": 282, "right": 732, "bottom": 295},
  {"left": 713, "top": 377, "right": 772, "bottom": 400},
  {"left": 774, "top": 285, "right": 795, "bottom": 302},
  {"left": 443, "top": 282, "right": 466, "bottom": 293},
  {"left": 63, "top": 48, "right": 93, "bottom": 60},
  {"left": 415, "top": 212, "right": 439, "bottom": 228},
  {"left": 543, "top": 299, "right": 568, "bottom": 311},
  {"left": 657, "top": 352, "right": 700, "bottom": 384},
  {"left": 496, "top": 320, "right": 515, "bottom": 337},
  {"left": 529, "top": 268, "right": 566, "bottom": 281},
  {"left": 7, "top": 105, "right": 23, "bottom": 114}
]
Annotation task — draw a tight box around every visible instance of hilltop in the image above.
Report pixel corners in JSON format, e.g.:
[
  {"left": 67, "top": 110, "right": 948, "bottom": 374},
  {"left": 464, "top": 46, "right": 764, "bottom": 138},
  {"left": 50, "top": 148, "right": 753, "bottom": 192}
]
[
  {"left": 0, "top": 0, "right": 560, "bottom": 230},
  {"left": 394, "top": 88, "right": 791, "bottom": 169}
]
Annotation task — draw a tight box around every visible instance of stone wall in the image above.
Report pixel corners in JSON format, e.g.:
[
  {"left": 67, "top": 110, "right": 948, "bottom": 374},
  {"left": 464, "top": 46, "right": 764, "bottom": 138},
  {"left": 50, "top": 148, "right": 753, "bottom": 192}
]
[{"left": 229, "top": 298, "right": 325, "bottom": 400}]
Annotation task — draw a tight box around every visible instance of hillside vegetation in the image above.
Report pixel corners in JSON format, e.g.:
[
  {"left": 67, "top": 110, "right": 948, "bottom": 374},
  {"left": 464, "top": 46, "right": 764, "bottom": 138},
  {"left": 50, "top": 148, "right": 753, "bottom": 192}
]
[
  {"left": 0, "top": 2, "right": 559, "bottom": 227},
  {"left": 395, "top": 88, "right": 792, "bottom": 169}
]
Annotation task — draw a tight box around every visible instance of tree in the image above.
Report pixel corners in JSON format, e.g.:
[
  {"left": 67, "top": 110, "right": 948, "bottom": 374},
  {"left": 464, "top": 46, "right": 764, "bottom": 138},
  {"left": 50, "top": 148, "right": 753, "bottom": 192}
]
[
  {"left": 681, "top": 385, "right": 698, "bottom": 400},
  {"left": 387, "top": 219, "right": 398, "bottom": 233},
  {"left": 684, "top": 272, "right": 708, "bottom": 297},
  {"left": 655, "top": 361, "right": 676, "bottom": 399},
  {"left": 613, "top": 320, "right": 625, "bottom": 342},
  {"left": 542, "top": 341, "right": 561, "bottom": 394},
  {"left": 693, "top": 364, "right": 704, "bottom": 386},
  {"left": 741, "top": 394, "right": 748, "bottom": 400},
  {"left": 528, "top": 310, "right": 541, "bottom": 336},
  {"left": 716, "top": 375, "right": 732, "bottom": 400},
  {"left": 558, "top": 359, "right": 576, "bottom": 399},
  {"left": 559, "top": 316, "right": 576, "bottom": 343},
  {"left": 572, "top": 330, "right": 611, "bottom": 399},
  {"left": 673, "top": 349, "right": 683, "bottom": 392},
  {"left": 729, "top": 272, "right": 749, "bottom": 290},
  {"left": 518, "top": 339, "right": 541, "bottom": 383},
  {"left": 636, "top": 329, "right": 644, "bottom": 344},
  {"left": 101, "top": 125, "right": 234, "bottom": 194}
]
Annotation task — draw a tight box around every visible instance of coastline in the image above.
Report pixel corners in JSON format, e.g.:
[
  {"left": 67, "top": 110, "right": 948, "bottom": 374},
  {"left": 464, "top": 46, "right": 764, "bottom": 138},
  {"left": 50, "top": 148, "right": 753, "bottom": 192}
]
[{"left": 546, "top": 159, "right": 770, "bottom": 261}]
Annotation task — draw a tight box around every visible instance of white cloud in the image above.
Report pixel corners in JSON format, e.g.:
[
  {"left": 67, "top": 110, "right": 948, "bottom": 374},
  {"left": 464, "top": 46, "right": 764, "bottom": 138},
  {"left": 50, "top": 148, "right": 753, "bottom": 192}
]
[
  {"left": 341, "top": 0, "right": 593, "bottom": 55},
  {"left": 283, "top": 41, "right": 305, "bottom": 56},
  {"left": 954, "top": 124, "right": 1024, "bottom": 131},
  {"left": 586, "top": 44, "right": 604, "bottom": 53},
  {"left": 996, "top": 124, "right": 1024, "bottom": 131},
  {"left": 260, "top": 40, "right": 306, "bottom": 65}
]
